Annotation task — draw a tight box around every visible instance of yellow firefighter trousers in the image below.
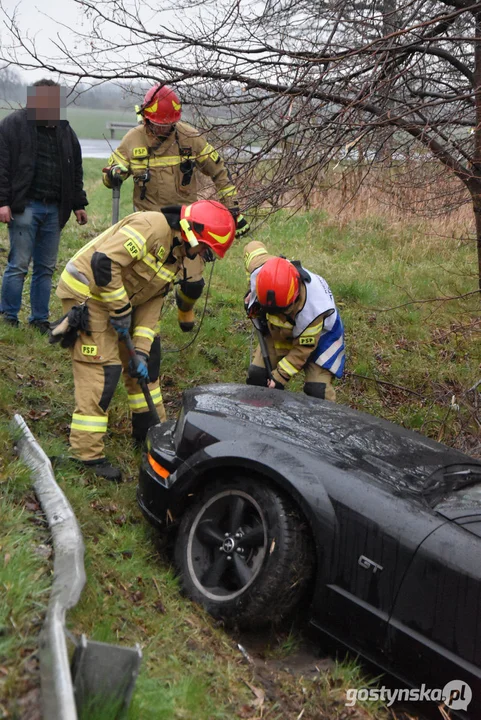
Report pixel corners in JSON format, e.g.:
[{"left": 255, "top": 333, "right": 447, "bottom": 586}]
[
  {"left": 62, "top": 299, "right": 166, "bottom": 462},
  {"left": 252, "top": 342, "right": 337, "bottom": 402}
]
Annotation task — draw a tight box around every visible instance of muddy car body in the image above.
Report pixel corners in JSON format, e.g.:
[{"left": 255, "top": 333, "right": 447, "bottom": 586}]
[{"left": 138, "top": 383, "right": 481, "bottom": 717}]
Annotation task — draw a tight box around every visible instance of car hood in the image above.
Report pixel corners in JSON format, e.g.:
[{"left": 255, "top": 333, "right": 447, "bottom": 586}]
[{"left": 180, "top": 384, "right": 481, "bottom": 501}]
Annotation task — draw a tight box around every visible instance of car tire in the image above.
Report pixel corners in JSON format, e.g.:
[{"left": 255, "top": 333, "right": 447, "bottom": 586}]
[{"left": 174, "top": 476, "right": 313, "bottom": 628}]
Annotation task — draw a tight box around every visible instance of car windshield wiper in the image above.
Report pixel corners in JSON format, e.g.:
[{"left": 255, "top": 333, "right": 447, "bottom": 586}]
[{"left": 422, "top": 465, "right": 481, "bottom": 505}]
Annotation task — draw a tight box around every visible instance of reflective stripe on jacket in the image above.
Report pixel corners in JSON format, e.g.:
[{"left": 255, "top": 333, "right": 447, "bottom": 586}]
[
  {"left": 102, "top": 122, "right": 237, "bottom": 211},
  {"left": 56, "top": 211, "right": 186, "bottom": 354},
  {"left": 244, "top": 240, "right": 345, "bottom": 383}
]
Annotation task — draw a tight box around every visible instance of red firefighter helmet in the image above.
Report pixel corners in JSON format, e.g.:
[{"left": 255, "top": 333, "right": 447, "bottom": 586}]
[
  {"left": 256, "top": 257, "right": 300, "bottom": 311},
  {"left": 179, "top": 200, "right": 236, "bottom": 258},
  {"left": 141, "top": 85, "right": 182, "bottom": 125}
]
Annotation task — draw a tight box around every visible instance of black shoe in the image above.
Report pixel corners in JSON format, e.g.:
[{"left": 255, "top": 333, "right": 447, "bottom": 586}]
[
  {"left": 78, "top": 459, "right": 122, "bottom": 482},
  {"left": 2, "top": 316, "right": 19, "bottom": 328},
  {"left": 29, "top": 320, "right": 51, "bottom": 335}
]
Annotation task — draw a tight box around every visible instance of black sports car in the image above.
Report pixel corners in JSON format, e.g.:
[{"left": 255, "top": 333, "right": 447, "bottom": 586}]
[{"left": 138, "top": 384, "right": 481, "bottom": 717}]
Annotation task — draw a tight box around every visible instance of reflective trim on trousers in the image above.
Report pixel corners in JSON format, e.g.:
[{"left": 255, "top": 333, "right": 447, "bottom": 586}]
[{"left": 71, "top": 413, "right": 108, "bottom": 432}]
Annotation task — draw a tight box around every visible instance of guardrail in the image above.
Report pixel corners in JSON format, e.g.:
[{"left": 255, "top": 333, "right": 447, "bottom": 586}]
[
  {"left": 13, "top": 415, "right": 142, "bottom": 719},
  {"left": 14, "top": 414, "right": 85, "bottom": 720},
  {"left": 106, "top": 121, "right": 138, "bottom": 139}
]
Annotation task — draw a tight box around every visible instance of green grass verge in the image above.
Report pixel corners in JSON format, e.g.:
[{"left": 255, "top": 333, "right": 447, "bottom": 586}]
[
  {"left": 0, "top": 106, "right": 137, "bottom": 140},
  {"left": 0, "top": 158, "right": 479, "bottom": 719}
]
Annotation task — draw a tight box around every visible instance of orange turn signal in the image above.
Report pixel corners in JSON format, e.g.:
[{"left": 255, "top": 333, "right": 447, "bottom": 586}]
[{"left": 147, "top": 453, "right": 170, "bottom": 479}]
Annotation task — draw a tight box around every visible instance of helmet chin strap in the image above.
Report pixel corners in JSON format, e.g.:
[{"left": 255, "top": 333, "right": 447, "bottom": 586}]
[{"left": 179, "top": 218, "right": 199, "bottom": 248}]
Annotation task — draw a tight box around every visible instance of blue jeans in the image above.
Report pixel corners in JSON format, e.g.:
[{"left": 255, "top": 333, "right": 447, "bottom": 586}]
[{"left": 0, "top": 200, "right": 60, "bottom": 323}]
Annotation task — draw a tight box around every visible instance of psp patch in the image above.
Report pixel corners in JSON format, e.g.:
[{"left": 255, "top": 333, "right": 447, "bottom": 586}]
[
  {"left": 299, "top": 336, "right": 316, "bottom": 346},
  {"left": 124, "top": 239, "right": 140, "bottom": 258},
  {"left": 156, "top": 246, "right": 165, "bottom": 261},
  {"left": 209, "top": 149, "right": 220, "bottom": 163},
  {"left": 82, "top": 344, "right": 98, "bottom": 356},
  {"left": 132, "top": 146, "right": 148, "bottom": 158}
]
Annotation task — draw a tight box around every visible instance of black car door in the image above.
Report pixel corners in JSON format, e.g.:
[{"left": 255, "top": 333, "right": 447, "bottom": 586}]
[
  {"left": 314, "top": 476, "right": 445, "bottom": 659},
  {"left": 387, "top": 518, "right": 481, "bottom": 715}
]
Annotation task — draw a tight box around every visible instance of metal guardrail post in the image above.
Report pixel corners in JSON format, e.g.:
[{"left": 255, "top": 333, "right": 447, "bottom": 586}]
[
  {"left": 13, "top": 414, "right": 86, "bottom": 720},
  {"left": 13, "top": 415, "right": 142, "bottom": 720}
]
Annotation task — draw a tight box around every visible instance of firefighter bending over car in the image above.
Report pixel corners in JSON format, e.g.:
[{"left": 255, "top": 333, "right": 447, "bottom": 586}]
[
  {"left": 51, "top": 201, "right": 235, "bottom": 481},
  {"left": 102, "top": 84, "right": 249, "bottom": 333},
  {"left": 244, "top": 242, "right": 345, "bottom": 401}
]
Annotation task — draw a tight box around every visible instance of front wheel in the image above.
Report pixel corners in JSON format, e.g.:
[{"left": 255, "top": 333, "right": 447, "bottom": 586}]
[{"left": 174, "top": 476, "right": 313, "bottom": 628}]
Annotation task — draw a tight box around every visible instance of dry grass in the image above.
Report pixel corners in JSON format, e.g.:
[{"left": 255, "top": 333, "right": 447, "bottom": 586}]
[{"left": 279, "top": 161, "right": 475, "bottom": 238}]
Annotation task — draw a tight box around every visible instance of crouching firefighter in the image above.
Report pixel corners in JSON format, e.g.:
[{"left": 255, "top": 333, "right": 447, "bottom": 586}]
[
  {"left": 244, "top": 241, "right": 345, "bottom": 401},
  {"left": 51, "top": 200, "right": 235, "bottom": 481}
]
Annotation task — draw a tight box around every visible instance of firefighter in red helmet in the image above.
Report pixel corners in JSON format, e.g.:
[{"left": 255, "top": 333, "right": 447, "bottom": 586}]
[
  {"left": 53, "top": 201, "right": 235, "bottom": 481},
  {"left": 103, "top": 83, "right": 249, "bottom": 331},
  {"left": 244, "top": 241, "right": 345, "bottom": 401}
]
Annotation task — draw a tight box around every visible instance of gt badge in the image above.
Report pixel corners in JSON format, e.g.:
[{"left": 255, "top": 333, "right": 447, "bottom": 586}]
[
  {"left": 133, "top": 146, "right": 148, "bottom": 158},
  {"left": 124, "top": 239, "right": 140, "bottom": 258},
  {"left": 358, "top": 555, "right": 383, "bottom": 573},
  {"left": 299, "top": 336, "right": 316, "bottom": 346},
  {"left": 82, "top": 344, "right": 98, "bottom": 356}
]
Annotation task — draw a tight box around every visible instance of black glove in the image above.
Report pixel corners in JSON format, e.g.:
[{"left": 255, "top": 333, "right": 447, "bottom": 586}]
[
  {"left": 271, "top": 379, "right": 285, "bottom": 390},
  {"left": 128, "top": 351, "right": 150, "bottom": 381},
  {"left": 229, "top": 205, "right": 240, "bottom": 221},
  {"left": 103, "top": 165, "right": 125, "bottom": 188},
  {"left": 203, "top": 248, "right": 215, "bottom": 263},
  {"left": 110, "top": 313, "right": 131, "bottom": 338},
  {"left": 235, "top": 214, "right": 250, "bottom": 238},
  {"left": 49, "top": 304, "right": 90, "bottom": 348}
]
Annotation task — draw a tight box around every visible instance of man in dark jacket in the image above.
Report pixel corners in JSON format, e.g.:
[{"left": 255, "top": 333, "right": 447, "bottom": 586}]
[{"left": 0, "top": 79, "right": 88, "bottom": 333}]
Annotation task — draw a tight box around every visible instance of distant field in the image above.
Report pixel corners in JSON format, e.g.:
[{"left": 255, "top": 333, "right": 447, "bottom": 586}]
[{"left": 0, "top": 105, "right": 138, "bottom": 139}]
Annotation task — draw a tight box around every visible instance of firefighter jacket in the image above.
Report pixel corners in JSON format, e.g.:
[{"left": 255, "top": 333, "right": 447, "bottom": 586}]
[
  {"left": 56, "top": 211, "right": 188, "bottom": 356},
  {"left": 244, "top": 241, "right": 345, "bottom": 386},
  {"left": 102, "top": 121, "right": 238, "bottom": 212}
]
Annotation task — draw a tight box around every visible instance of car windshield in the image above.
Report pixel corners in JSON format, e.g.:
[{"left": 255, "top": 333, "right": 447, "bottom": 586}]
[{"left": 422, "top": 465, "right": 481, "bottom": 508}]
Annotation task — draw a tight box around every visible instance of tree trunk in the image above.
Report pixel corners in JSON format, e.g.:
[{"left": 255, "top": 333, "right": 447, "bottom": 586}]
[
  {"left": 472, "top": 194, "right": 481, "bottom": 292},
  {"left": 472, "top": 12, "right": 481, "bottom": 291}
]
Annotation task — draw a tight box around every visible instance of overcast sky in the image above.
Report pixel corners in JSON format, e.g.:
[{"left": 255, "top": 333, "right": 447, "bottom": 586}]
[{"left": 2, "top": 0, "right": 91, "bottom": 82}]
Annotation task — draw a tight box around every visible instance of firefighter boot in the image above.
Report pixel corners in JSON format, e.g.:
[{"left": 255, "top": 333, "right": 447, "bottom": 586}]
[
  {"left": 78, "top": 458, "right": 122, "bottom": 482},
  {"left": 177, "top": 308, "right": 195, "bottom": 333},
  {"left": 175, "top": 278, "right": 205, "bottom": 333}
]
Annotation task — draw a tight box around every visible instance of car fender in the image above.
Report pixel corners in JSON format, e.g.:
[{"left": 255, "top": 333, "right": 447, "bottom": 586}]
[{"left": 168, "top": 439, "right": 338, "bottom": 559}]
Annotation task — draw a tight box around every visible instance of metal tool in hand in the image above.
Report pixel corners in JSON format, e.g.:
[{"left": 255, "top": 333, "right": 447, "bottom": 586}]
[
  {"left": 110, "top": 170, "right": 123, "bottom": 225},
  {"left": 251, "top": 317, "right": 274, "bottom": 381},
  {"left": 123, "top": 332, "right": 160, "bottom": 424}
]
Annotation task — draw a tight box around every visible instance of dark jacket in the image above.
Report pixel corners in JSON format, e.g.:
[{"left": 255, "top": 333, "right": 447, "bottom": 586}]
[{"left": 0, "top": 109, "right": 88, "bottom": 229}]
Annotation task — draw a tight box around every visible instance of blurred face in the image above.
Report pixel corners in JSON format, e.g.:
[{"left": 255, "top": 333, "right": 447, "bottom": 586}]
[
  {"left": 146, "top": 120, "right": 174, "bottom": 138},
  {"left": 26, "top": 85, "right": 65, "bottom": 125}
]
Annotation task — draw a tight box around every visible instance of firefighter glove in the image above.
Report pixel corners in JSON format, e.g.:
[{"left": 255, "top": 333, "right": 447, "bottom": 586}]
[
  {"left": 203, "top": 247, "right": 215, "bottom": 263},
  {"left": 110, "top": 313, "right": 131, "bottom": 337},
  {"left": 103, "top": 165, "right": 126, "bottom": 188},
  {"left": 128, "top": 351, "right": 150, "bottom": 381},
  {"left": 235, "top": 214, "right": 250, "bottom": 238},
  {"left": 229, "top": 205, "right": 240, "bottom": 221},
  {"left": 49, "top": 304, "right": 90, "bottom": 348}
]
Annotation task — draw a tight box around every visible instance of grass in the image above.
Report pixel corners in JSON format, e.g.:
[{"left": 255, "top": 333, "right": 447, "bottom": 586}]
[
  {"left": 0, "top": 106, "right": 137, "bottom": 140},
  {"left": 0, "top": 158, "right": 480, "bottom": 719}
]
